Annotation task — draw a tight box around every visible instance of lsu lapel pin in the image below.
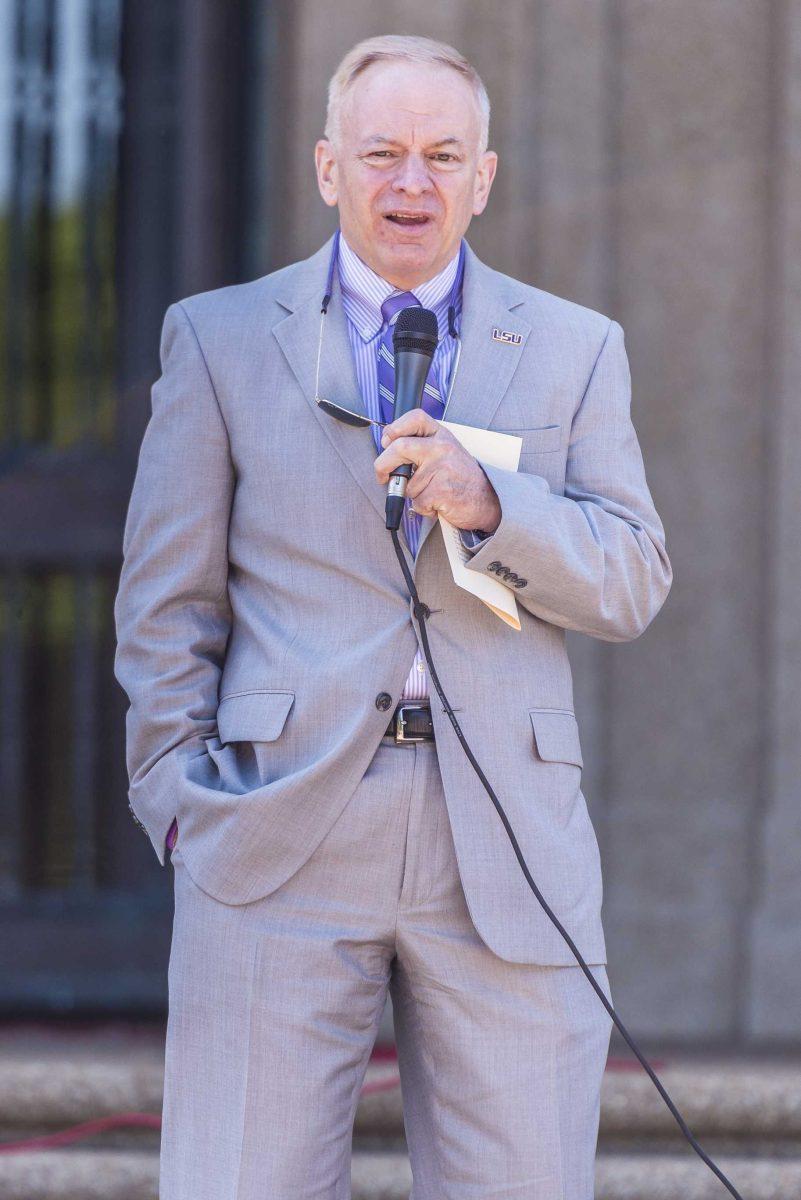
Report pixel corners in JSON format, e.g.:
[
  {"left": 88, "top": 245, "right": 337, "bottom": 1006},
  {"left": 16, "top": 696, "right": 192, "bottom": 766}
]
[{"left": 492, "top": 326, "right": 523, "bottom": 346}]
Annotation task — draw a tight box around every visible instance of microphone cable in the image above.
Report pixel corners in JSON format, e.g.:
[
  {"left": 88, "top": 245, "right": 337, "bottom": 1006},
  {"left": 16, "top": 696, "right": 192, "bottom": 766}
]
[{"left": 388, "top": 525, "right": 747, "bottom": 1200}]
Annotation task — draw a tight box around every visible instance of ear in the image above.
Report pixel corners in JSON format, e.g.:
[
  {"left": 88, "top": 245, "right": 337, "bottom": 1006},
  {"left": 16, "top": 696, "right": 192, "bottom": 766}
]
[
  {"left": 315, "top": 139, "right": 339, "bottom": 207},
  {"left": 472, "top": 150, "right": 498, "bottom": 217}
]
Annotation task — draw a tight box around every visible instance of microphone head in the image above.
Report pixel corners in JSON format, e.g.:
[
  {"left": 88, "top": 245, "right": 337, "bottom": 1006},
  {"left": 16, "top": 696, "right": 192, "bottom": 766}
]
[{"left": 393, "top": 306, "right": 438, "bottom": 357}]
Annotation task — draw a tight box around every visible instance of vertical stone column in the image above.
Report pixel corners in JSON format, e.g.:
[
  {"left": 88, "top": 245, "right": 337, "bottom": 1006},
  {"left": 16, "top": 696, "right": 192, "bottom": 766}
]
[
  {"left": 600, "top": 0, "right": 771, "bottom": 1041},
  {"left": 747, "top": 1, "right": 801, "bottom": 1042}
]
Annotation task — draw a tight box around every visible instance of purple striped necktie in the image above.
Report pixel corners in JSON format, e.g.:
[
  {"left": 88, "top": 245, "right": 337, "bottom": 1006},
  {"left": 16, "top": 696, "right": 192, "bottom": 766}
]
[
  {"left": 376, "top": 292, "right": 445, "bottom": 426},
  {"left": 373, "top": 292, "right": 445, "bottom": 558}
]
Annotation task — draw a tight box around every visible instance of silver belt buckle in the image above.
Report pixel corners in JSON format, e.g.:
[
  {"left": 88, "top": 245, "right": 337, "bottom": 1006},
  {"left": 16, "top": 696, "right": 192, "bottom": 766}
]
[{"left": 395, "top": 703, "right": 430, "bottom": 744}]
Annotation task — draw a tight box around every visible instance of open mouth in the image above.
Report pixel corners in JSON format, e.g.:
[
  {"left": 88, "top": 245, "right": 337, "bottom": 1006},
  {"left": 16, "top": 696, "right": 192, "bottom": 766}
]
[{"left": 384, "top": 212, "right": 432, "bottom": 227}]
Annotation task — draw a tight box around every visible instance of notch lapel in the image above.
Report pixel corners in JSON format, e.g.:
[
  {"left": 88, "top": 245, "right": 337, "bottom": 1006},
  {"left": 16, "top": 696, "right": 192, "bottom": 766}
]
[
  {"left": 272, "top": 237, "right": 407, "bottom": 543},
  {"left": 414, "top": 243, "right": 531, "bottom": 566}
]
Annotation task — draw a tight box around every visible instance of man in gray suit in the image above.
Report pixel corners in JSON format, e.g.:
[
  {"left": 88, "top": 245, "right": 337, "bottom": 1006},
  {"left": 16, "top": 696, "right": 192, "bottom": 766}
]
[{"left": 114, "top": 32, "right": 671, "bottom": 1200}]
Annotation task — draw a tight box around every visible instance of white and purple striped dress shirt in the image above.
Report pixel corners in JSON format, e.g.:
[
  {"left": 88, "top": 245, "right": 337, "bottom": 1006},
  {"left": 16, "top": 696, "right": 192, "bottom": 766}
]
[{"left": 337, "top": 231, "right": 489, "bottom": 703}]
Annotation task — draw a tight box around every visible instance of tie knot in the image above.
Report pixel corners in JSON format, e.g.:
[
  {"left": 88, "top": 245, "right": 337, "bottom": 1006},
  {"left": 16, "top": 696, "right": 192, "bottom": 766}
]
[{"left": 381, "top": 290, "right": 420, "bottom": 327}]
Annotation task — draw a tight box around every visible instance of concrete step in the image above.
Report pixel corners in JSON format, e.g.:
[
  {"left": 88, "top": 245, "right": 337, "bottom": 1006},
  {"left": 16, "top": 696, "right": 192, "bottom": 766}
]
[
  {"left": 0, "top": 1148, "right": 798, "bottom": 1200},
  {"left": 2, "top": 1025, "right": 801, "bottom": 1198},
  {"left": 3, "top": 1035, "right": 801, "bottom": 1149},
  {"left": 355, "top": 1057, "right": 801, "bottom": 1151}
]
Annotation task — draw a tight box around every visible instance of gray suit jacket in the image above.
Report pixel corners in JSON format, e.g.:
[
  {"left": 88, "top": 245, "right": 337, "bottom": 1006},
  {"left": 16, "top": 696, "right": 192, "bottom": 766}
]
[{"left": 113, "top": 233, "right": 672, "bottom": 965}]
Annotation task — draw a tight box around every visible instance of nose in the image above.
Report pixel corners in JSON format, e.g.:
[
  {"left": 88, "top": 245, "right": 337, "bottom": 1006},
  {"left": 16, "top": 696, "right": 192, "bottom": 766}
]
[{"left": 390, "top": 153, "right": 434, "bottom": 197}]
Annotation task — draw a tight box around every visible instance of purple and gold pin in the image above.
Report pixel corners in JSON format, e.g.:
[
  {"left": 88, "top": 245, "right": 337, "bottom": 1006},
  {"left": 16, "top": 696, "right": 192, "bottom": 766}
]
[{"left": 491, "top": 327, "right": 523, "bottom": 345}]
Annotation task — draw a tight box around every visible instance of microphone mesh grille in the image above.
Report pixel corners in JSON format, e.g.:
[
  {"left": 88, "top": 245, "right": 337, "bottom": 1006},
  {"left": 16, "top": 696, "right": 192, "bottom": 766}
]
[
  {"left": 394, "top": 306, "right": 438, "bottom": 340},
  {"left": 393, "top": 305, "right": 438, "bottom": 354}
]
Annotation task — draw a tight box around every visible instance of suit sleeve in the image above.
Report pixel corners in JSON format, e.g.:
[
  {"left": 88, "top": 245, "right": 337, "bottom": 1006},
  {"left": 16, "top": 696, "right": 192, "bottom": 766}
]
[
  {"left": 113, "top": 301, "right": 234, "bottom": 865},
  {"left": 463, "top": 319, "right": 672, "bottom": 641}
]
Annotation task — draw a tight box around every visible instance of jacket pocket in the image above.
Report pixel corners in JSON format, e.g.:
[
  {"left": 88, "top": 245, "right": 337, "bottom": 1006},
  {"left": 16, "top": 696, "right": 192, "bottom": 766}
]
[
  {"left": 529, "top": 708, "right": 583, "bottom": 768},
  {"left": 216, "top": 690, "right": 295, "bottom": 744},
  {"left": 493, "top": 424, "right": 562, "bottom": 454}
]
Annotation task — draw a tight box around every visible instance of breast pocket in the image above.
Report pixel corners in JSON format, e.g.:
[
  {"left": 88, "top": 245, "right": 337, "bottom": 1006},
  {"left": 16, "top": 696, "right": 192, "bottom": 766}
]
[{"left": 493, "top": 424, "right": 562, "bottom": 455}]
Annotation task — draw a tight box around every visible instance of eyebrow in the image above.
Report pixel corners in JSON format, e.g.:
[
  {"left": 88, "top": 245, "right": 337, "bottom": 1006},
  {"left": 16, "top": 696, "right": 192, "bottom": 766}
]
[{"left": 361, "top": 135, "right": 464, "bottom": 149}]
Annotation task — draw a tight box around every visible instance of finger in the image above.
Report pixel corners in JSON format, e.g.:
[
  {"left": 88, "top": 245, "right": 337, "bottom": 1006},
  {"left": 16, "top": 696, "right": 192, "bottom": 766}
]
[
  {"left": 380, "top": 408, "right": 440, "bottom": 447},
  {"left": 374, "top": 435, "right": 433, "bottom": 482},
  {"left": 407, "top": 472, "right": 441, "bottom": 517},
  {"left": 405, "top": 459, "right": 438, "bottom": 501}
]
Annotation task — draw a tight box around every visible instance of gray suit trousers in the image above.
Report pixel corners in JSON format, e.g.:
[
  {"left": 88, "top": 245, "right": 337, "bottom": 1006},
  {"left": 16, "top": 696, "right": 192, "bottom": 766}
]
[{"left": 160, "top": 733, "right": 613, "bottom": 1199}]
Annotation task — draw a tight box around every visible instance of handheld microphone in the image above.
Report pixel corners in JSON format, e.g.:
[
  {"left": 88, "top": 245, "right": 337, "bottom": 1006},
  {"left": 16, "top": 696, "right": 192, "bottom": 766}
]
[{"left": 385, "top": 306, "right": 439, "bottom": 531}]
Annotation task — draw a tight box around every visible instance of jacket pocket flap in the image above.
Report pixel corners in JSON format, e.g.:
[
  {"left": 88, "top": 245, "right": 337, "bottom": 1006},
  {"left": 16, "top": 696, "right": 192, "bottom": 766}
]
[
  {"left": 529, "top": 709, "right": 583, "bottom": 767},
  {"left": 217, "top": 691, "right": 295, "bottom": 744}
]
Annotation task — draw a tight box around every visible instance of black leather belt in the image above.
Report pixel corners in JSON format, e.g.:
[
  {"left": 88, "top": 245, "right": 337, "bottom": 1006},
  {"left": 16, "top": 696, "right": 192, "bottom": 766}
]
[{"left": 384, "top": 702, "right": 435, "bottom": 743}]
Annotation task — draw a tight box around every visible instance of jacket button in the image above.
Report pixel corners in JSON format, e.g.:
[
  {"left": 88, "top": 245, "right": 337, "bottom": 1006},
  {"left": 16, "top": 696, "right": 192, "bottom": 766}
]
[
  {"left": 514, "top": 578, "right": 528, "bottom": 588},
  {"left": 488, "top": 560, "right": 502, "bottom": 571},
  {"left": 375, "top": 692, "right": 392, "bottom": 711}
]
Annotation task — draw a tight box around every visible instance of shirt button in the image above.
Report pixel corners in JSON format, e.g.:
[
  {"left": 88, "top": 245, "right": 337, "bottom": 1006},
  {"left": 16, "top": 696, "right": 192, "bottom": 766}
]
[
  {"left": 375, "top": 692, "right": 393, "bottom": 711},
  {"left": 416, "top": 662, "right": 425, "bottom": 672}
]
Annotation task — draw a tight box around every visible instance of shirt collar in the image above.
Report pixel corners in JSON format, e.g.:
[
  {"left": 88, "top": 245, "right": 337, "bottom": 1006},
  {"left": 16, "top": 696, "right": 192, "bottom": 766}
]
[{"left": 337, "top": 229, "right": 461, "bottom": 344}]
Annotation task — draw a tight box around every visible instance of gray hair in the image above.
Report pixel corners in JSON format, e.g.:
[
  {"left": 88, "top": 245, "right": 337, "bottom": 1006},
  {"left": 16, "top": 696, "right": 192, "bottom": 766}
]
[{"left": 324, "top": 34, "right": 491, "bottom": 154}]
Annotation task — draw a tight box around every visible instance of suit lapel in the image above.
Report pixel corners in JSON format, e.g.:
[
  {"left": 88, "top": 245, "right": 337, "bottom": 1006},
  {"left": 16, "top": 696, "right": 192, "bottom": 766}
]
[
  {"left": 414, "top": 243, "right": 531, "bottom": 564},
  {"left": 272, "top": 236, "right": 402, "bottom": 540},
  {"left": 271, "top": 235, "right": 531, "bottom": 569}
]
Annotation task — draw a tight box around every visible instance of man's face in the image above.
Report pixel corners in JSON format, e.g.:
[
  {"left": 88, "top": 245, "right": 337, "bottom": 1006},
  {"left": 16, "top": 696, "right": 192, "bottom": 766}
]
[{"left": 315, "top": 60, "right": 498, "bottom": 289}]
